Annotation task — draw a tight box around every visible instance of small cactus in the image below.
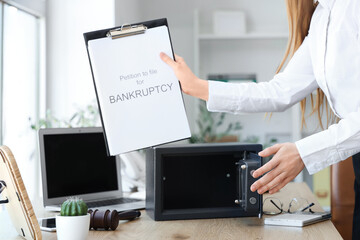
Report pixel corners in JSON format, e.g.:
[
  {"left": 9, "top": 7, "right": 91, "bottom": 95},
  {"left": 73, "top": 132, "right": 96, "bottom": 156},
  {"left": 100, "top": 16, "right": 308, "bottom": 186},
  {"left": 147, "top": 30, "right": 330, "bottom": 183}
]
[{"left": 60, "top": 197, "right": 88, "bottom": 216}]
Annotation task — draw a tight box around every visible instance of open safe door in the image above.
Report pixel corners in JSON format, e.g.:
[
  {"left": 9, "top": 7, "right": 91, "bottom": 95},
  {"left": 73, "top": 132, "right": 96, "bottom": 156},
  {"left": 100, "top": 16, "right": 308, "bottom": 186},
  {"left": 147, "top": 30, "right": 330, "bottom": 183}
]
[{"left": 236, "top": 151, "right": 262, "bottom": 217}]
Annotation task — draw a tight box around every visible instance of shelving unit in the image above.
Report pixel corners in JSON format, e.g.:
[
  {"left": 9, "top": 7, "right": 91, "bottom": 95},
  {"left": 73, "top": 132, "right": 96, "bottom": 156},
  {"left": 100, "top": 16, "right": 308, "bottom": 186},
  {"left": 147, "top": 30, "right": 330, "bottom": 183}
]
[
  {"left": 193, "top": 9, "right": 303, "bottom": 182},
  {"left": 198, "top": 32, "right": 289, "bottom": 40}
]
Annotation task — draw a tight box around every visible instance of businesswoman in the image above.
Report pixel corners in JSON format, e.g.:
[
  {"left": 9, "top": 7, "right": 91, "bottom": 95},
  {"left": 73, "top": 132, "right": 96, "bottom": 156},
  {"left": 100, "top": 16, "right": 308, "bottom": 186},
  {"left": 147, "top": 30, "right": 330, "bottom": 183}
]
[{"left": 161, "top": 0, "right": 360, "bottom": 237}]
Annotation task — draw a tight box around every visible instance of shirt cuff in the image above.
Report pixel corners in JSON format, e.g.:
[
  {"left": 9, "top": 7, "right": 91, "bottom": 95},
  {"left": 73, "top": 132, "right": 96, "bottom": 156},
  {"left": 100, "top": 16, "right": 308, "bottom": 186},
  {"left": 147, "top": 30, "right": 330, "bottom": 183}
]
[
  {"left": 206, "top": 80, "right": 240, "bottom": 113},
  {"left": 295, "top": 131, "right": 339, "bottom": 175}
]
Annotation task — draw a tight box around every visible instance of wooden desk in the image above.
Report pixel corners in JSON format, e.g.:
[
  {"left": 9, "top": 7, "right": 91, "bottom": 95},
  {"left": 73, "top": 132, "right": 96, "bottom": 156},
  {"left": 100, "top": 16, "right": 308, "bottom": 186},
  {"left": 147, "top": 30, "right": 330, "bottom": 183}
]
[{"left": 1, "top": 182, "right": 342, "bottom": 240}]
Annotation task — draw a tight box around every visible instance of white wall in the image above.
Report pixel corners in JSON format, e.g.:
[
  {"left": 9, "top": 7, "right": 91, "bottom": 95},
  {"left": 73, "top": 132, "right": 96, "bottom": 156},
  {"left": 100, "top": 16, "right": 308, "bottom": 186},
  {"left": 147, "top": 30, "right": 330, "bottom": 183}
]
[{"left": 46, "top": 0, "right": 115, "bottom": 119}]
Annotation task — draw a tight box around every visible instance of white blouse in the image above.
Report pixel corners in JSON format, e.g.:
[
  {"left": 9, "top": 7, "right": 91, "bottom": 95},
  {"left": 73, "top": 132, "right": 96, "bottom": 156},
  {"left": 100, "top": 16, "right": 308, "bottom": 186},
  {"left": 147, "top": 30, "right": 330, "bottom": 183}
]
[{"left": 206, "top": 0, "right": 360, "bottom": 174}]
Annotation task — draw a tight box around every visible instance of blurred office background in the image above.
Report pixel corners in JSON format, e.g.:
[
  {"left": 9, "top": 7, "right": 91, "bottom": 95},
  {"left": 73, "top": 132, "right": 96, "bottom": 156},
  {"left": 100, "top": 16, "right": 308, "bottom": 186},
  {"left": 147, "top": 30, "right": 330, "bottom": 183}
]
[{"left": 0, "top": 0, "right": 330, "bottom": 210}]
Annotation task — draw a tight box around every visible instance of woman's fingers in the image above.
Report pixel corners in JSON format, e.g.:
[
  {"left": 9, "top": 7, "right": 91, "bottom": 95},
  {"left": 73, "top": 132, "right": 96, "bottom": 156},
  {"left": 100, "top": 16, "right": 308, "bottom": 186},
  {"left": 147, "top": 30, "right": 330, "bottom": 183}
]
[
  {"left": 252, "top": 154, "right": 280, "bottom": 178},
  {"left": 268, "top": 177, "right": 292, "bottom": 194},
  {"left": 256, "top": 171, "right": 286, "bottom": 194},
  {"left": 160, "top": 52, "right": 177, "bottom": 68},
  {"left": 258, "top": 144, "right": 282, "bottom": 157},
  {"left": 174, "top": 53, "right": 183, "bottom": 62},
  {"left": 250, "top": 142, "right": 304, "bottom": 194},
  {"left": 250, "top": 159, "right": 281, "bottom": 192},
  {"left": 159, "top": 52, "right": 208, "bottom": 100}
]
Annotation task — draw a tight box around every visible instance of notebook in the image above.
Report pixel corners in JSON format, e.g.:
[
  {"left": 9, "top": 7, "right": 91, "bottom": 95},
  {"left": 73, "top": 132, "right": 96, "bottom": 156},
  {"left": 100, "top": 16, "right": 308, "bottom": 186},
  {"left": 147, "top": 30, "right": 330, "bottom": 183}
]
[
  {"left": 38, "top": 127, "right": 145, "bottom": 212},
  {"left": 264, "top": 212, "right": 331, "bottom": 227}
]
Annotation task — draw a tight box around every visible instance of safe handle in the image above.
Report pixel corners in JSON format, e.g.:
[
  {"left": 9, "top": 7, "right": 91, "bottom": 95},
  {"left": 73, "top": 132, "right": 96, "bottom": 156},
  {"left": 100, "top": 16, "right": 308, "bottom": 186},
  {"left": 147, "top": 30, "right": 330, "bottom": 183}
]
[{"left": 236, "top": 153, "right": 261, "bottom": 214}]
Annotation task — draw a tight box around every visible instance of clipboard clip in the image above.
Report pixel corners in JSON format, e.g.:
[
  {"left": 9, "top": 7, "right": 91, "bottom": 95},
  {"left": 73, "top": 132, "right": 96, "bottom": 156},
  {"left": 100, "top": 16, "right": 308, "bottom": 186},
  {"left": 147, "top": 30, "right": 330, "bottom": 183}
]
[{"left": 107, "top": 24, "right": 147, "bottom": 39}]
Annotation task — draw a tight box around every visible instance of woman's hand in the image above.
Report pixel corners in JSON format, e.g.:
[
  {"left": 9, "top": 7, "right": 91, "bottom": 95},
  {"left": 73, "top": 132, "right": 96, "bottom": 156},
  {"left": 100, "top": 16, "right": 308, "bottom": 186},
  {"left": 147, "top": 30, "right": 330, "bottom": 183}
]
[
  {"left": 160, "top": 52, "right": 209, "bottom": 101},
  {"left": 250, "top": 143, "right": 304, "bottom": 194}
]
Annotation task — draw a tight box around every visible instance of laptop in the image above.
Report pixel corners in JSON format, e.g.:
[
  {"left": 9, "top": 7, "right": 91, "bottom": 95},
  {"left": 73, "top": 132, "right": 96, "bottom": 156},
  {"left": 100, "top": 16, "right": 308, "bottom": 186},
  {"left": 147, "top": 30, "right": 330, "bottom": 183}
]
[{"left": 38, "top": 127, "right": 145, "bottom": 212}]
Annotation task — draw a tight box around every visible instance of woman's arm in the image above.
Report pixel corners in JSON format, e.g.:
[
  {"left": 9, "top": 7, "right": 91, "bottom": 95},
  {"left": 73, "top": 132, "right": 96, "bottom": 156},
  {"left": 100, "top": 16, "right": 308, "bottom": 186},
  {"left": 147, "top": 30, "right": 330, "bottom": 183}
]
[
  {"left": 161, "top": 37, "right": 319, "bottom": 114},
  {"left": 251, "top": 108, "right": 360, "bottom": 194},
  {"left": 207, "top": 37, "right": 318, "bottom": 113}
]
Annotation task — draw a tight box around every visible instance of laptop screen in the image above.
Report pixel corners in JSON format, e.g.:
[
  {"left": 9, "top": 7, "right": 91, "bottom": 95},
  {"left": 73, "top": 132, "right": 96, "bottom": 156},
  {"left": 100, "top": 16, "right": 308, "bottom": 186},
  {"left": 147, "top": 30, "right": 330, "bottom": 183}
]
[{"left": 43, "top": 131, "right": 118, "bottom": 198}]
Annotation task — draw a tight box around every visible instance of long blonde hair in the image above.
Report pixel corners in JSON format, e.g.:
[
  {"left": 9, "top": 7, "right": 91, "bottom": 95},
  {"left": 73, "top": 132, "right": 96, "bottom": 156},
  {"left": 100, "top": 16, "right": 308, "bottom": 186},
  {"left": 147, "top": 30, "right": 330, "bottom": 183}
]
[{"left": 278, "top": 0, "right": 336, "bottom": 129}]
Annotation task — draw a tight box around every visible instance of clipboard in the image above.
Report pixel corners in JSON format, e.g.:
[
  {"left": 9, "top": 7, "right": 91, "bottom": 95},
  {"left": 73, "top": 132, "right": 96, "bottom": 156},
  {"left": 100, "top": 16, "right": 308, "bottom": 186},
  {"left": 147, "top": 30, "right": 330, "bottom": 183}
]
[{"left": 84, "top": 18, "right": 191, "bottom": 155}]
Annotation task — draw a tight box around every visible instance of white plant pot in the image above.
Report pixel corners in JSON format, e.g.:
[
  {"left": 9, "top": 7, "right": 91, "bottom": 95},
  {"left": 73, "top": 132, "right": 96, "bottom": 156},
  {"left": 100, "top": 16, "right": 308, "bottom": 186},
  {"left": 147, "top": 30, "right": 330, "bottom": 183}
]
[{"left": 56, "top": 214, "right": 90, "bottom": 240}]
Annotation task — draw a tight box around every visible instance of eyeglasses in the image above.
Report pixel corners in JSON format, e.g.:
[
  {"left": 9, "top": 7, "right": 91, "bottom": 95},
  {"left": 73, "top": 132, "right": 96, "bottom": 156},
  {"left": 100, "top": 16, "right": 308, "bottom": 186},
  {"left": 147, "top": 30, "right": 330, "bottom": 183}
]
[
  {"left": 263, "top": 197, "right": 315, "bottom": 215},
  {"left": 0, "top": 180, "right": 9, "bottom": 204}
]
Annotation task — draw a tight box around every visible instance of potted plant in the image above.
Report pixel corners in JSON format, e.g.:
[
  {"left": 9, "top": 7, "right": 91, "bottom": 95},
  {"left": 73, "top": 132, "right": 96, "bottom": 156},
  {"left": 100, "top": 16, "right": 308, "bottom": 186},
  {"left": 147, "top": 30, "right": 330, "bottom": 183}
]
[
  {"left": 56, "top": 197, "right": 90, "bottom": 240},
  {"left": 190, "top": 102, "right": 242, "bottom": 143}
]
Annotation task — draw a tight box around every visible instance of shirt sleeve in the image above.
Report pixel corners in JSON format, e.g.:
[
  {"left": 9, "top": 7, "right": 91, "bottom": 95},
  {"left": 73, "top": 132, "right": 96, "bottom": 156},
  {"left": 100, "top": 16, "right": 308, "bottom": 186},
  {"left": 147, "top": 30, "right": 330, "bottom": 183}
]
[
  {"left": 296, "top": 109, "right": 360, "bottom": 174},
  {"left": 293, "top": 2, "right": 360, "bottom": 175},
  {"left": 206, "top": 37, "right": 319, "bottom": 114}
]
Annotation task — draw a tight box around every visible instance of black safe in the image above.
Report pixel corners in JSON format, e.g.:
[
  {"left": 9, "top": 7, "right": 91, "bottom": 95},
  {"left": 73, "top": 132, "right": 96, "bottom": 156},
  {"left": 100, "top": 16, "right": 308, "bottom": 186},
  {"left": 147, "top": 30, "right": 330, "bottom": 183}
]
[{"left": 146, "top": 143, "right": 263, "bottom": 221}]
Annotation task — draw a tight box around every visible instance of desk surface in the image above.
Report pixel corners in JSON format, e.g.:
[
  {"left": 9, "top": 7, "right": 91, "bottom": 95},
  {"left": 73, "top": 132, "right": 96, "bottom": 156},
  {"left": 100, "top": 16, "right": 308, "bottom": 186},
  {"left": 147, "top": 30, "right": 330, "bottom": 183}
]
[{"left": 1, "top": 182, "right": 342, "bottom": 240}]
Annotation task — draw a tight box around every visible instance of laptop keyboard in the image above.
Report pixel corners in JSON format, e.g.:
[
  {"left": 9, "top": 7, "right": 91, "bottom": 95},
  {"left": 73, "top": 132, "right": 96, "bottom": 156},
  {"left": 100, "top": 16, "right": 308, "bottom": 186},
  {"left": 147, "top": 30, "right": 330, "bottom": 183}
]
[{"left": 86, "top": 198, "right": 142, "bottom": 208}]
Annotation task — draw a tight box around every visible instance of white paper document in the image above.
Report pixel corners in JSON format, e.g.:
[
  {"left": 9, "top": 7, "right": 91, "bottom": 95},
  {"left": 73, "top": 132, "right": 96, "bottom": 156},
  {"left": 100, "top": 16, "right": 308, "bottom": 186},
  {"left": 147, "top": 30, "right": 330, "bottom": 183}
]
[{"left": 87, "top": 25, "right": 191, "bottom": 155}]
